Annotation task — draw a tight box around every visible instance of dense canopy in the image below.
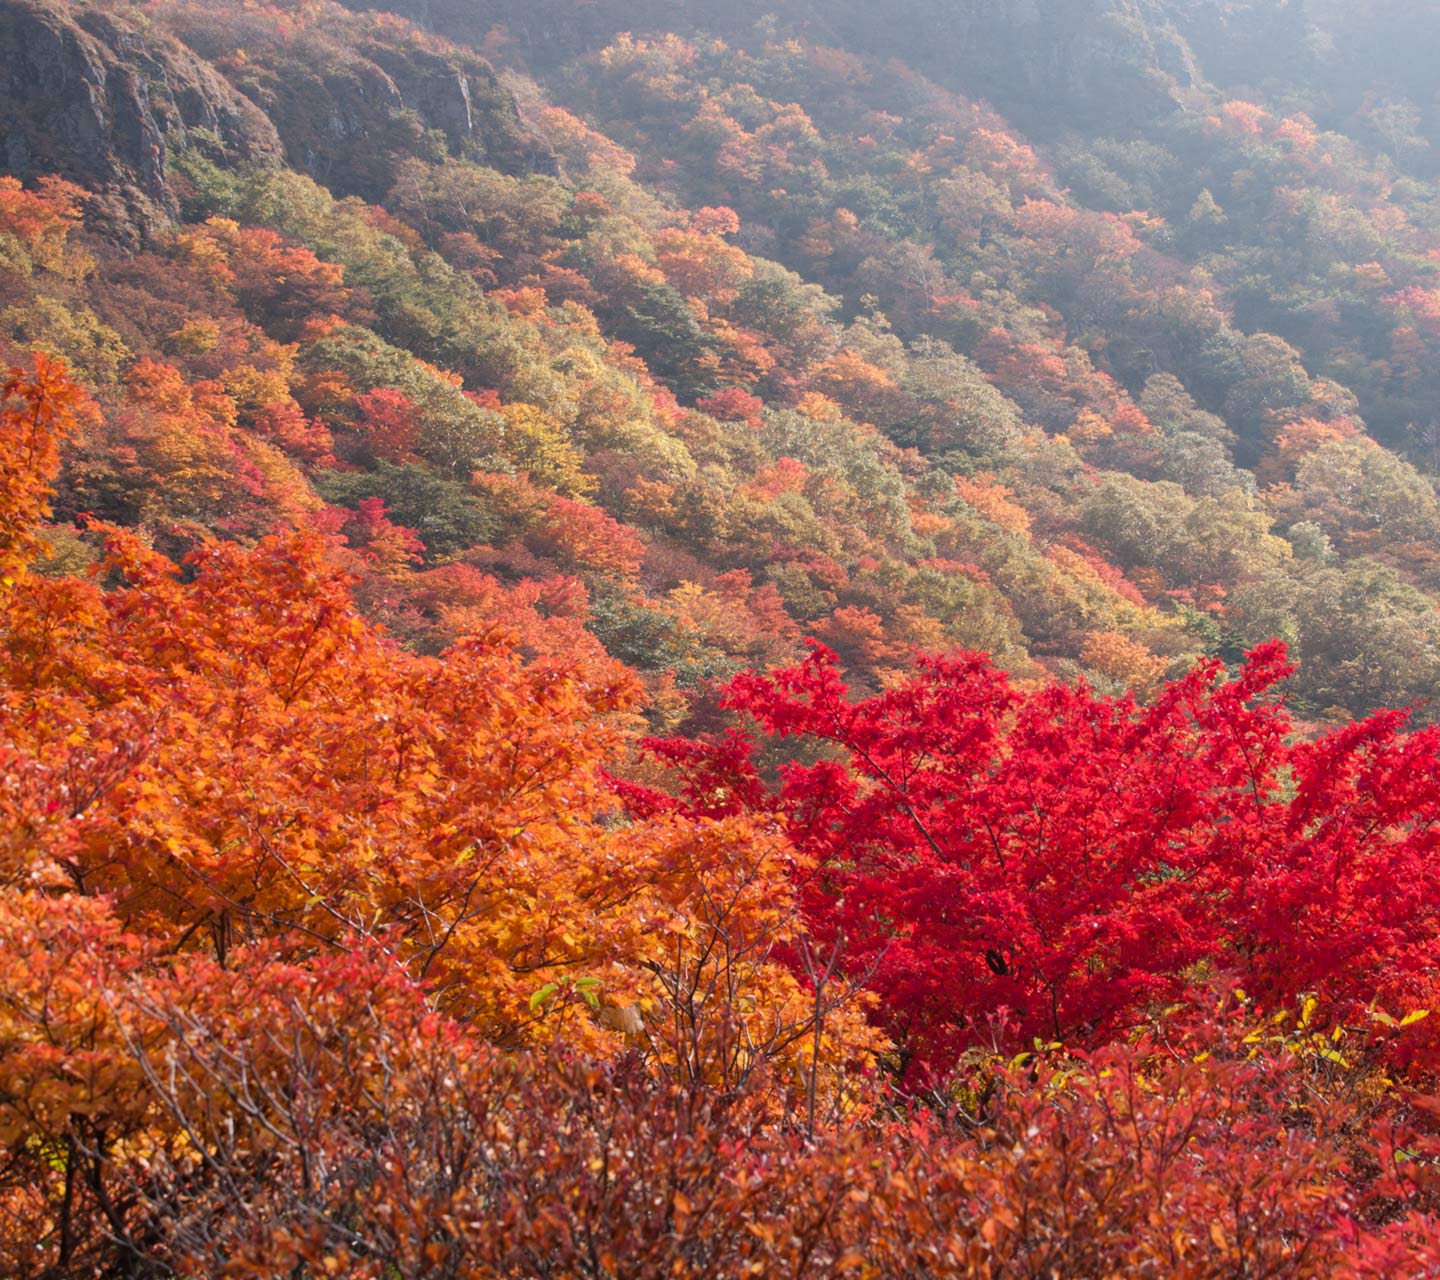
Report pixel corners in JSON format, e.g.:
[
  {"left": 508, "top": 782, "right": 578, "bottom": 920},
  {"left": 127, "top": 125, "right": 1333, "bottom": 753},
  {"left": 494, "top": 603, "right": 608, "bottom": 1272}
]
[{"left": 9, "top": 0, "right": 1440, "bottom": 1273}]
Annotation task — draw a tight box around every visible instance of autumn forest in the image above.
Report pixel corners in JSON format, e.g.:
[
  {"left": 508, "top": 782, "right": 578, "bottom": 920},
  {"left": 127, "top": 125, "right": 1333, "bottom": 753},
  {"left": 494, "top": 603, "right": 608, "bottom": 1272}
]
[{"left": 9, "top": 0, "right": 1440, "bottom": 1273}]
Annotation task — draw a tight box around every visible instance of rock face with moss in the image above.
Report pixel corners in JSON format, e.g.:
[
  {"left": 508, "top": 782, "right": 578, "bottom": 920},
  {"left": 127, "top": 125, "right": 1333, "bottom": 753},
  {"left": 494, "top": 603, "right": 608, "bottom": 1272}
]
[
  {"left": 0, "top": 0, "right": 553, "bottom": 242},
  {"left": 163, "top": 10, "right": 557, "bottom": 196},
  {"left": 0, "top": 0, "right": 281, "bottom": 238}
]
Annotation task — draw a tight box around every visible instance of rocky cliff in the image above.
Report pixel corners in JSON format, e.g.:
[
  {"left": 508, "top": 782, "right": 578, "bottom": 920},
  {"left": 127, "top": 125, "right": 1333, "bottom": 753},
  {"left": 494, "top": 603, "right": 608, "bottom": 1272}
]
[
  {"left": 0, "top": 0, "right": 554, "bottom": 243},
  {"left": 0, "top": 0, "right": 281, "bottom": 239},
  {"left": 162, "top": 7, "right": 556, "bottom": 199}
]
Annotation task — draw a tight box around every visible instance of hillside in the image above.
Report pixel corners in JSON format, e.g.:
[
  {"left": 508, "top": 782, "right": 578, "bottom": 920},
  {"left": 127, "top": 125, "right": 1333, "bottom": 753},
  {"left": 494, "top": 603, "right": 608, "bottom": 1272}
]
[
  {"left": 7, "top": 0, "right": 1440, "bottom": 1273},
  {"left": 3, "top": 0, "right": 1440, "bottom": 722}
]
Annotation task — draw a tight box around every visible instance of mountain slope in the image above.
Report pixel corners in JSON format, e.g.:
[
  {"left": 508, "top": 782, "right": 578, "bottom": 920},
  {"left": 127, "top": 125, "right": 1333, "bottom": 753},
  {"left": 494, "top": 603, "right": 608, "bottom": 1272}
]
[{"left": 4, "top": 0, "right": 1440, "bottom": 726}]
